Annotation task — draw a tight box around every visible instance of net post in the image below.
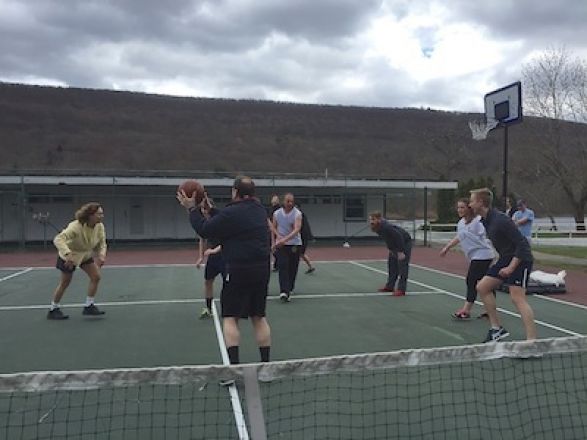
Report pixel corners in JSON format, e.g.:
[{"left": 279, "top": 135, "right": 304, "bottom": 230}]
[{"left": 243, "top": 365, "right": 267, "bottom": 440}]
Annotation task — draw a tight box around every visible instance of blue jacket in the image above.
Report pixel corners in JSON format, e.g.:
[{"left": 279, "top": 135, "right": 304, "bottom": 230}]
[{"left": 189, "top": 198, "right": 270, "bottom": 265}]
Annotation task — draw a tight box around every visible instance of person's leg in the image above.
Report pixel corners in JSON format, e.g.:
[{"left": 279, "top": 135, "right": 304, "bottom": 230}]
[
  {"left": 272, "top": 250, "right": 278, "bottom": 271},
  {"left": 52, "top": 270, "right": 73, "bottom": 304},
  {"left": 80, "top": 262, "right": 101, "bottom": 300},
  {"left": 386, "top": 252, "right": 399, "bottom": 289},
  {"left": 509, "top": 285, "right": 537, "bottom": 340},
  {"left": 251, "top": 316, "right": 271, "bottom": 362},
  {"left": 461, "top": 260, "right": 491, "bottom": 314},
  {"left": 302, "top": 254, "right": 315, "bottom": 273},
  {"left": 223, "top": 317, "right": 241, "bottom": 364},
  {"left": 48, "top": 268, "right": 74, "bottom": 319},
  {"left": 203, "top": 259, "right": 219, "bottom": 315},
  {"left": 80, "top": 262, "right": 105, "bottom": 315},
  {"left": 396, "top": 243, "right": 412, "bottom": 293},
  {"left": 277, "top": 247, "right": 290, "bottom": 293},
  {"left": 461, "top": 264, "right": 477, "bottom": 314},
  {"left": 288, "top": 246, "right": 301, "bottom": 292},
  {"left": 199, "top": 278, "right": 214, "bottom": 318},
  {"left": 476, "top": 276, "right": 502, "bottom": 327},
  {"left": 301, "top": 242, "right": 314, "bottom": 273}
]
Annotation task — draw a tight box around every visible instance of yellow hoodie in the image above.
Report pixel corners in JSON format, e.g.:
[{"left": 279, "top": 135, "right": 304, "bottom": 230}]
[{"left": 53, "top": 220, "right": 107, "bottom": 266}]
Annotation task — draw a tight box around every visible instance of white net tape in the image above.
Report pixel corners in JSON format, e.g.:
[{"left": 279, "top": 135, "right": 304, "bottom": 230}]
[{"left": 468, "top": 118, "right": 499, "bottom": 140}]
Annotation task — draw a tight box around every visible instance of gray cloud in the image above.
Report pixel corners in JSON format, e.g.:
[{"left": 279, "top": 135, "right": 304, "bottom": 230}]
[
  {"left": 1, "top": 0, "right": 586, "bottom": 111},
  {"left": 447, "top": 1, "right": 587, "bottom": 51}
]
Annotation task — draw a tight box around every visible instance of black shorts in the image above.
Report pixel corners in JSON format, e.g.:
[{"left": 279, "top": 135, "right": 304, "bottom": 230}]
[
  {"left": 205, "top": 254, "right": 226, "bottom": 281},
  {"left": 487, "top": 256, "right": 533, "bottom": 288},
  {"left": 56, "top": 256, "right": 94, "bottom": 273},
  {"left": 221, "top": 261, "right": 270, "bottom": 319}
]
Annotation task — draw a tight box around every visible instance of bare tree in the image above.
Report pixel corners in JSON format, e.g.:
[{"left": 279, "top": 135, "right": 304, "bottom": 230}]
[
  {"left": 521, "top": 47, "right": 587, "bottom": 230},
  {"left": 417, "top": 127, "right": 473, "bottom": 180}
]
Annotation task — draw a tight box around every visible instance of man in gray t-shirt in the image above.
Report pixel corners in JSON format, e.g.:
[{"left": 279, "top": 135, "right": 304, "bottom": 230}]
[{"left": 273, "top": 192, "right": 302, "bottom": 302}]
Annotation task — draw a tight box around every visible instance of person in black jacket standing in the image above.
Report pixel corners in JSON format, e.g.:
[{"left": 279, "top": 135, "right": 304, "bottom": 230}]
[
  {"left": 469, "top": 188, "right": 536, "bottom": 343},
  {"left": 299, "top": 206, "right": 315, "bottom": 274},
  {"left": 177, "top": 176, "right": 271, "bottom": 364},
  {"left": 369, "top": 211, "right": 412, "bottom": 297}
]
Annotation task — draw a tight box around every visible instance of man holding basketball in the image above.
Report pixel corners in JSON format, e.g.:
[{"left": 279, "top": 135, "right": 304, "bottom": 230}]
[{"left": 177, "top": 176, "right": 271, "bottom": 365}]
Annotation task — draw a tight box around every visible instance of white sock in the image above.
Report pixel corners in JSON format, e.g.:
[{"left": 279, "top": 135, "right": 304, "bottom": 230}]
[
  {"left": 491, "top": 326, "right": 500, "bottom": 331},
  {"left": 85, "top": 297, "right": 95, "bottom": 307},
  {"left": 50, "top": 301, "right": 59, "bottom": 311}
]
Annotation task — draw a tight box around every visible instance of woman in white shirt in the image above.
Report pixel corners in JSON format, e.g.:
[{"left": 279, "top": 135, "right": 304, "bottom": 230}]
[{"left": 440, "top": 199, "right": 494, "bottom": 319}]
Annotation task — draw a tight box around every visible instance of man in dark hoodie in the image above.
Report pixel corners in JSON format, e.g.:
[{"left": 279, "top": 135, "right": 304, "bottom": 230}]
[
  {"left": 177, "top": 176, "right": 271, "bottom": 365},
  {"left": 469, "top": 188, "right": 536, "bottom": 343},
  {"left": 369, "top": 211, "right": 412, "bottom": 297}
]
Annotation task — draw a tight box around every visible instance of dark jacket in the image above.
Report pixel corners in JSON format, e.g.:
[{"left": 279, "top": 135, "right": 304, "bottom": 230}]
[
  {"left": 377, "top": 220, "right": 412, "bottom": 253},
  {"left": 189, "top": 198, "right": 270, "bottom": 264},
  {"left": 482, "top": 208, "right": 533, "bottom": 262},
  {"left": 300, "top": 212, "right": 313, "bottom": 242}
]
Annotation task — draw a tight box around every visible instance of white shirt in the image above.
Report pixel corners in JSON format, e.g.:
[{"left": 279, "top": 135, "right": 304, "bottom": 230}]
[{"left": 457, "top": 216, "right": 494, "bottom": 261}]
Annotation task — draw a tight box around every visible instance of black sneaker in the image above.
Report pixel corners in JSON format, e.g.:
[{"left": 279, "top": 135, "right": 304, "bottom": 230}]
[
  {"left": 483, "top": 326, "right": 510, "bottom": 343},
  {"left": 83, "top": 304, "right": 105, "bottom": 316},
  {"left": 47, "top": 308, "right": 69, "bottom": 320},
  {"left": 305, "top": 267, "right": 316, "bottom": 274}
]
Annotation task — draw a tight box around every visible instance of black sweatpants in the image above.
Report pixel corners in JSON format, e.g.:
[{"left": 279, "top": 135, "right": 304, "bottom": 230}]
[
  {"left": 466, "top": 259, "right": 493, "bottom": 303},
  {"left": 277, "top": 245, "right": 300, "bottom": 294}
]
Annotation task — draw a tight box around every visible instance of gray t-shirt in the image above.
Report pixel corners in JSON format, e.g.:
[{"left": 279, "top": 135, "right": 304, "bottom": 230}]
[{"left": 273, "top": 207, "right": 302, "bottom": 245}]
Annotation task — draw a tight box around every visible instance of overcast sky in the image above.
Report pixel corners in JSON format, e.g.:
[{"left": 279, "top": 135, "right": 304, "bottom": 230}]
[{"left": 1, "top": 0, "right": 586, "bottom": 112}]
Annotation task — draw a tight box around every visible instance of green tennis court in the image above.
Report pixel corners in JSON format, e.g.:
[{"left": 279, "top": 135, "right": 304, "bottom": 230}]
[
  {"left": 1, "top": 260, "right": 586, "bottom": 373},
  {"left": 1, "top": 259, "right": 587, "bottom": 439}
]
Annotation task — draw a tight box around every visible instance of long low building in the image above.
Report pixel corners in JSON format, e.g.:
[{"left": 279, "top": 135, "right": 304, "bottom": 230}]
[{"left": 0, "top": 173, "right": 457, "bottom": 246}]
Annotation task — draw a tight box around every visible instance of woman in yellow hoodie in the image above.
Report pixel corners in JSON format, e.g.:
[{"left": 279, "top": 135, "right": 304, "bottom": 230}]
[{"left": 48, "top": 202, "right": 107, "bottom": 320}]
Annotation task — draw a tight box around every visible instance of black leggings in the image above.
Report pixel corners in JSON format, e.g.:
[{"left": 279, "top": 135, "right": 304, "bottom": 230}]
[{"left": 466, "top": 259, "right": 493, "bottom": 303}]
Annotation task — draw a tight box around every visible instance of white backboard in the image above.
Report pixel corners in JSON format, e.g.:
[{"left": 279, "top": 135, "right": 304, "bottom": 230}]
[{"left": 484, "top": 81, "right": 522, "bottom": 125}]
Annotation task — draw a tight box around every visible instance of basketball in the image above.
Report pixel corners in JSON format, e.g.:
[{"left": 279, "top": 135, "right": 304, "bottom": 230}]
[{"left": 178, "top": 179, "right": 205, "bottom": 203}]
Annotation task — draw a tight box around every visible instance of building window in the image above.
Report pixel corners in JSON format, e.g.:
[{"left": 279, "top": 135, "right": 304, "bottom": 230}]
[{"left": 344, "top": 195, "right": 366, "bottom": 221}]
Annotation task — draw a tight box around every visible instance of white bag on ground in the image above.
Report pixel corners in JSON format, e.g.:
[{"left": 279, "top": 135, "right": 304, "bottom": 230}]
[{"left": 529, "top": 270, "right": 567, "bottom": 286}]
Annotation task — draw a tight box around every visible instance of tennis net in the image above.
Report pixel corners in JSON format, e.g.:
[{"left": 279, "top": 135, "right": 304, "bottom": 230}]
[{"left": 1, "top": 336, "right": 586, "bottom": 439}]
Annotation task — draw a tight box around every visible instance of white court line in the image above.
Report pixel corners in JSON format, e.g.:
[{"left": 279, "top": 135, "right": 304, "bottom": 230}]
[
  {"left": 0, "top": 299, "right": 202, "bottom": 311},
  {"left": 350, "top": 261, "right": 583, "bottom": 337},
  {"left": 410, "top": 262, "right": 587, "bottom": 311},
  {"left": 0, "top": 292, "right": 438, "bottom": 312},
  {"left": 0, "top": 259, "right": 385, "bottom": 272},
  {"left": 0, "top": 268, "right": 33, "bottom": 282},
  {"left": 7, "top": 260, "right": 582, "bottom": 312},
  {"left": 211, "top": 301, "right": 249, "bottom": 440},
  {"left": 276, "top": 291, "right": 435, "bottom": 300}
]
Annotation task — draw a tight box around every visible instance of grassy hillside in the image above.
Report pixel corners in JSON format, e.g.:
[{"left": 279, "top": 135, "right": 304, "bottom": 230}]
[
  {"left": 0, "top": 82, "right": 585, "bottom": 215},
  {"left": 0, "top": 83, "right": 496, "bottom": 177}
]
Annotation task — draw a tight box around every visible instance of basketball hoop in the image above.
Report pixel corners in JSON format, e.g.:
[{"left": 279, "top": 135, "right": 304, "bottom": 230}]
[{"left": 468, "top": 118, "right": 499, "bottom": 141}]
